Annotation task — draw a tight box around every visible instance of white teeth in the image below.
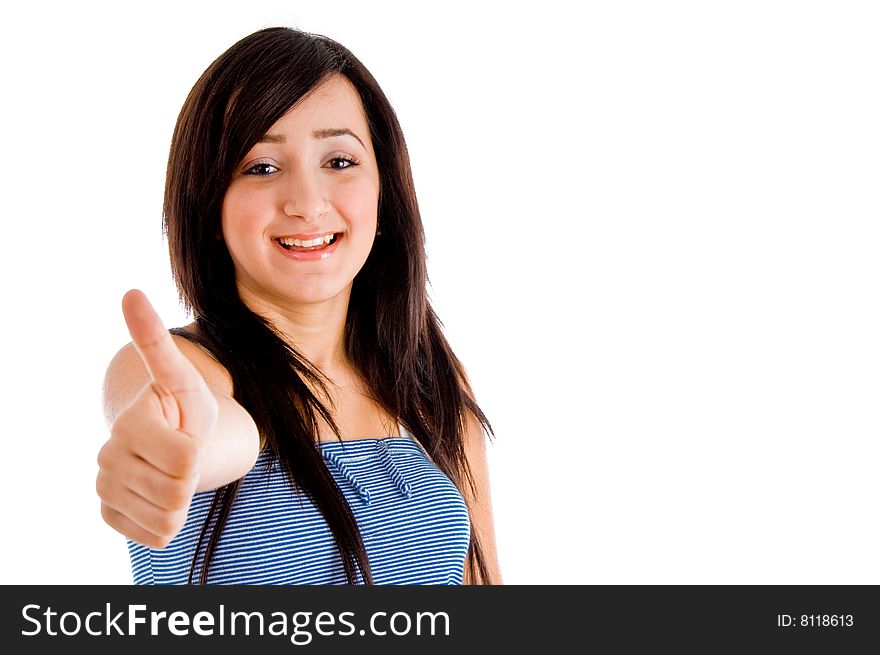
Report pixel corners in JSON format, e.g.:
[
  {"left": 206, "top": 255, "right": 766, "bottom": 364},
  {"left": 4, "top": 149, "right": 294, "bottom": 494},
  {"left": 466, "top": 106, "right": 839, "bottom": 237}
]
[{"left": 279, "top": 234, "right": 335, "bottom": 247}]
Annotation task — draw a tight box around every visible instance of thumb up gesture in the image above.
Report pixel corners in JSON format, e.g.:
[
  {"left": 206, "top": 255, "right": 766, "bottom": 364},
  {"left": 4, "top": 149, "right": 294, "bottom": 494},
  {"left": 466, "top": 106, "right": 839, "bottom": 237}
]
[{"left": 96, "top": 290, "right": 219, "bottom": 549}]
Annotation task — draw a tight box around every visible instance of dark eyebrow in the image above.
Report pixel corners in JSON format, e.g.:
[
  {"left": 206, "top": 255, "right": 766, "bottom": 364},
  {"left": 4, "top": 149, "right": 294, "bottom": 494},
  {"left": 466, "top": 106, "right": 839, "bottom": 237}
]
[
  {"left": 257, "top": 128, "right": 366, "bottom": 149},
  {"left": 313, "top": 128, "right": 366, "bottom": 148}
]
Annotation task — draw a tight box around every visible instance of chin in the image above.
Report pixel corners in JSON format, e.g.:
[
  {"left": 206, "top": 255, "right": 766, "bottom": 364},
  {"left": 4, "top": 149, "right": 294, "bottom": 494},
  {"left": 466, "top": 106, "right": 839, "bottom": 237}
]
[{"left": 277, "top": 282, "right": 353, "bottom": 306}]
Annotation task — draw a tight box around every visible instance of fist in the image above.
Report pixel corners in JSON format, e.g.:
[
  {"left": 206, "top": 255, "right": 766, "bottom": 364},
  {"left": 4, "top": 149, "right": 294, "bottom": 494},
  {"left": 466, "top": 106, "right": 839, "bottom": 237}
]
[{"left": 96, "top": 290, "right": 219, "bottom": 548}]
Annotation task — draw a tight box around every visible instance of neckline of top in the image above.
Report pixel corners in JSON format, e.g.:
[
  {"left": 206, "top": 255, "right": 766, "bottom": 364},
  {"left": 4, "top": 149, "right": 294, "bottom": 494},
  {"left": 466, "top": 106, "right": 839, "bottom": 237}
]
[{"left": 317, "top": 436, "right": 412, "bottom": 447}]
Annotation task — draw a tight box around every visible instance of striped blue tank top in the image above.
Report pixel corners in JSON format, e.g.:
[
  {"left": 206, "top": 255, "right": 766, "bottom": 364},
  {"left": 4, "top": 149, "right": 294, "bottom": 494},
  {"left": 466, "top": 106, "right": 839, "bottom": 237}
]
[{"left": 127, "top": 427, "right": 471, "bottom": 584}]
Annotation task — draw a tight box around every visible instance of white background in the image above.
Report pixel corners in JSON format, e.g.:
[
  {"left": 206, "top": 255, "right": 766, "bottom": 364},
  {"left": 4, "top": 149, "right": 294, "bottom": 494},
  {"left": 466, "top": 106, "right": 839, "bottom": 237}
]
[{"left": 0, "top": 1, "right": 877, "bottom": 584}]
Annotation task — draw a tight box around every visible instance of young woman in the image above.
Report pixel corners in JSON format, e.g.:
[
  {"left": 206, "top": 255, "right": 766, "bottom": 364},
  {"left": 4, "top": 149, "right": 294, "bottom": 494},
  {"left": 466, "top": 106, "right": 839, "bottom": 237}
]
[{"left": 96, "top": 26, "right": 501, "bottom": 585}]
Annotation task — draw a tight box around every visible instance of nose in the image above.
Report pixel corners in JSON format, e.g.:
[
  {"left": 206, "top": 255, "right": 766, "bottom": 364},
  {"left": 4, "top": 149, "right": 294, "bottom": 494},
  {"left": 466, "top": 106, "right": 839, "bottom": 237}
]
[{"left": 282, "top": 165, "right": 330, "bottom": 222}]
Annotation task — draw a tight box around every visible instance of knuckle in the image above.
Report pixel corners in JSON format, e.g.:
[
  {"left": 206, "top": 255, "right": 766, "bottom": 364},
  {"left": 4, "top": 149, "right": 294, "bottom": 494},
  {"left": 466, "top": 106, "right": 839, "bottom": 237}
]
[
  {"left": 153, "top": 513, "right": 179, "bottom": 539},
  {"left": 109, "top": 418, "right": 135, "bottom": 447},
  {"left": 112, "top": 407, "right": 135, "bottom": 431},
  {"left": 152, "top": 535, "right": 173, "bottom": 550},
  {"left": 100, "top": 502, "right": 115, "bottom": 526},
  {"left": 96, "top": 443, "right": 111, "bottom": 470},
  {"left": 165, "top": 480, "right": 193, "bottom": 510},
  {"left": 97, "top": 445, "right": 127, "bottom": 478},
  {"left": 95, "top": 471, "right": 111, "bottom": 500}
]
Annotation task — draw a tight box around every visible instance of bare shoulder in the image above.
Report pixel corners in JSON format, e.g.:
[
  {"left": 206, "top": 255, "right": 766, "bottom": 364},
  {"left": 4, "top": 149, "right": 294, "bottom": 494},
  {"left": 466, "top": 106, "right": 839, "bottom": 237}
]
[
  {"left": 170, "top": 323, "right": 233, "bottom": 393},
  {"left": 102, "top": 322, "right": 233, "bottom": 426}
]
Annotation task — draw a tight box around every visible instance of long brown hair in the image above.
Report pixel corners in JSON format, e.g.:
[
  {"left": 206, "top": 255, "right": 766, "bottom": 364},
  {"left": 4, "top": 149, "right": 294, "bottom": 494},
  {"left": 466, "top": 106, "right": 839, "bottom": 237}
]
[{"left": 163, "top": 26, "right": 494, "bottom": 584}]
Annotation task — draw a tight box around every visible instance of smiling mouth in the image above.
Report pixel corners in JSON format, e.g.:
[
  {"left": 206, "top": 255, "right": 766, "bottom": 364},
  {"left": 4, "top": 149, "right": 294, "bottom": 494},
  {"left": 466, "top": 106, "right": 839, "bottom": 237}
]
[{"left": 275, "top": 233, "right": 341, "bottom": 251}]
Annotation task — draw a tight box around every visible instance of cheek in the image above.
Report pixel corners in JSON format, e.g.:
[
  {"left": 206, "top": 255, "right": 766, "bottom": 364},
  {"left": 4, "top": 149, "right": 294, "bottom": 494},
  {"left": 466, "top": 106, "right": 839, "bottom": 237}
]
[
  {"left": 335, "top": 178, "right": 379, "bottom": 231},
  {"left": 221, "top": 191, "right": 269, "bottom": 246}
]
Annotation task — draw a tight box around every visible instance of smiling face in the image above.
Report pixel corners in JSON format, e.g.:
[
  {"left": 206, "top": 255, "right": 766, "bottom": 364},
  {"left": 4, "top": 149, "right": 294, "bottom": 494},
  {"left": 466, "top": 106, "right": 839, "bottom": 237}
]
[{"left": 220, "top": 75, "right": 381, "bottom": 310}]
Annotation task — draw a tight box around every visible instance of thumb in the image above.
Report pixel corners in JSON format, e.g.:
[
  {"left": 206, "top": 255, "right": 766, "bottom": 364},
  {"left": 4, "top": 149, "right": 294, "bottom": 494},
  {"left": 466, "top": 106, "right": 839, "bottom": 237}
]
[{"left": 121, "top": 289, "right": 214, "bottom": 436}]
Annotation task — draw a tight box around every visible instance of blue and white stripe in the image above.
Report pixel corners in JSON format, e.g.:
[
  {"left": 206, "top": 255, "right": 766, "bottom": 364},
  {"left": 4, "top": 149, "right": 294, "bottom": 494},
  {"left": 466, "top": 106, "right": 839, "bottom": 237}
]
[{"left": 128, "top": 429, "right": 471, "bottom": 585}]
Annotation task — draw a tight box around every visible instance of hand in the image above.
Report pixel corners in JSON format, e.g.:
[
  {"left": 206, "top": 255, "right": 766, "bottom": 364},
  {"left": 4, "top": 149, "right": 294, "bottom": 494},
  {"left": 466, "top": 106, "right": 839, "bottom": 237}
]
[{"left": 96, "top": 290, "right": 219, "bottom": 548}]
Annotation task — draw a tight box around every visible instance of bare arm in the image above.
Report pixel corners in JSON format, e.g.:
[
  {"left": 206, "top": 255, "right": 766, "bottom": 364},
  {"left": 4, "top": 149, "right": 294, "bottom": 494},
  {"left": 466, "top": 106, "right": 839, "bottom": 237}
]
[{"left": 460, "top": 409, "right": 503, "bottom": 584}]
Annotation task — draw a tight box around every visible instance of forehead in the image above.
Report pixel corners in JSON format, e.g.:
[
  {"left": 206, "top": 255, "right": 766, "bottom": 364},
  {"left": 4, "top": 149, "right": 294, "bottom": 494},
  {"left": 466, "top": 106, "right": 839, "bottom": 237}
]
[{"left": 266, "top": 75, "right": 370, "bottom": 137}]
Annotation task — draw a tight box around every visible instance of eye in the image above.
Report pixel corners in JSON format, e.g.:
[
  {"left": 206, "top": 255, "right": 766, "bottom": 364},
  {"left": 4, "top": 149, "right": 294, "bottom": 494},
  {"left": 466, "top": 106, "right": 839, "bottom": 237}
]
[
  {"left": 326, "top": 155, "right": 360, "bottom": 170},
  {"left": 243, "top": 162, "right": 279, "bottom": 176}
]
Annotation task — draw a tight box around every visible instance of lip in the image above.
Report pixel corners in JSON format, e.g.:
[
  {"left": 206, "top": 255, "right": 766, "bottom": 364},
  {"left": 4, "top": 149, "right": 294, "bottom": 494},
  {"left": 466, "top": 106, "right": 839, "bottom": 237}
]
[
  {"left": 275, "top": 231, "right": 339, "bottom": 240},
  {"left": 273, "top": 233, "right": 342, "bottom": 262}
]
